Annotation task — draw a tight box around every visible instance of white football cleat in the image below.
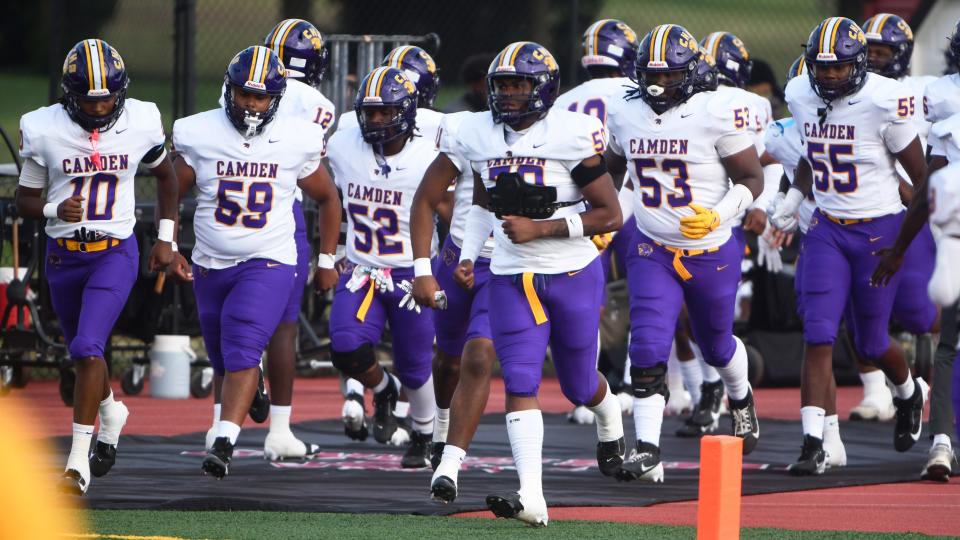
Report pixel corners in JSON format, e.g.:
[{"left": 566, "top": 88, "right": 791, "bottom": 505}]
[
  {"left": 486, "top": 490, "right": 549, "bottom": 527},
  {"left": 341, "top": 393, "right": 369, "bottom": 441},
  {"left": 389, "top": 424, "right": 411, "bottom": 446},
  {"left": 823, "top": 439, "right": 847, "bottom": 468},
  {"left": 205, "top": 424, "right": 217, "bottom": 451},
  {"left": 264, "top": 431, "right": 320, "bottom": 461},
  {"left": 567, "top": 405, "right": 595, "bottom": 425},
  {"left": 849, "top": 390, "right": 895, "bottom": 422}
]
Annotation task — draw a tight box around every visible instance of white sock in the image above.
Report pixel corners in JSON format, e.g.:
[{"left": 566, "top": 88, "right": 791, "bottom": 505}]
[
  {"left": 823, "top": 414, "right": 841, "bottom": 445},
  {"left": 933, "top": 434, "right": 952, "bottom": 449},
  {"left": 216, "top": 420, "right": 241, "bottom": 445},
  {"left": 801, "top": 406, "right": 826, "bottom": 439},
  {"left": 506, "top": 409, "right": 544, "bottom": 497},
  {"left": 587, "top": 382, "right": 624, "bottom": 442},
  {"left": 859, "top": 369, "right": 887, "bottom": 399},
  {"left": 394, "top": 401, "right": 410, "bottom": 418},
  {"left": 269, "top": 405, "right": 291, "bottom": 434},
  {"left": 632, "top": 394, "right": 665, "bottom": 447},
  {"left": 212, "top": 403, "right": 221, "bottom": 425},
  {"left": 893, "top": 377, "right": 916, "bottom": 400},
  {"left": 716, "top": 337, "right": 749, "bottom": 401},
  {"left": 433, "top": 444, "right": 466, "bottom": 484},
  {"left": 345, "top": 378, "right": 364, "bottom": 396},
  {"left": 67, "top": 423, "right": 94, "bottom": 474},
  {"left": 433, "top": 408, "right": 450, "bottom": 444},
  {"left": 622, "top": 356, "right": 632, "bottom": 385},
  {"left": 680, "top": 359, "right": 703, "bottom": 404},
  {"left": 666, "top": 342, "right": 684, "bottom": 395},
  {"left": 373, "top": 370, "right": 393, "bottom": 393},
  {"left": 99, "top": 390, "right": 115, "bottom": 415},
  {"left": 696, "top": 343, "right": 721, "bottom": 383},
  {"left": 406, "top": 376, "right": 436, "bottom": 435}
]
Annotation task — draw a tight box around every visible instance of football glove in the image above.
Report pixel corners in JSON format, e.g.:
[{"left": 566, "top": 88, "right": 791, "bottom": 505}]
[{"left": 679, "top": 203, "right": 721, "bottom": 239}]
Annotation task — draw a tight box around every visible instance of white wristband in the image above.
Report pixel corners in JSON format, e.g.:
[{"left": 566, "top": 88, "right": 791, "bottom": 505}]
[
  {"left": 413, "top": 257, "right": 433, "bottom": 277},
  {"left": 157, "top": 219, "right": 175, "bottom": 242},
  {"left": 565, "top": 214, "right": 584, "bottom": 238},
  {"left": 171, "top": 241, "right": 178, "bottom": 252},
  {"left": 42, "top": 202, "right": 58, "bottom": 219},
  {"left": 316, "top": 253, "right": 336, "bottom": 269}
]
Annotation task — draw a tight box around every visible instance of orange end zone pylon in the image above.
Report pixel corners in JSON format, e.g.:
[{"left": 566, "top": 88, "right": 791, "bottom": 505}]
[{"left": 697, "top": 435, "right": 743, "bottom": 540}]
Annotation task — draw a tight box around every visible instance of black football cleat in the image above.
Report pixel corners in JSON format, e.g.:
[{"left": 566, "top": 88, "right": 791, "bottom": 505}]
[
  {"left": 248, "top": 367, "right": 270, "bottom": 424},
  {"left": 430, "top": 475, "right": 457, "bottom": 504},
  {"left": 729, "top": 389, "right": 760, "bottom": 455},
  {"left": 596, "top": 437, "right": 626, "bottom": 477},
  {"left": 486, "top": 491, "right": 548, "bottom": 526},
  {"left": 430, "top": 441, "right": 445, "bottom": 471},
  {"left": 402, "top": 431, "right": 432, "bottom": 469},
  {"left": 676, "top": 380, "right": 724, "bottom": 438},
  {"left": 202, "top": 437, "right": 234, "bottom": 479},
  {"left": 342, "top": 392, "right": 369, "bottom": 441},
  {"left": 616, "top": 441, "right": 663, "bottom": 482},
  {"left": 89, "top": 441, "right": 117, "bottom": 477},
  {"left": 893, "top": 378, "right": 928, "bottom": 452},
  {"left": 372, "top": 373, "right": 399, "bottom": 444},
  {"left": 59, "top": 469, "right": 88, "bottom": 496},
  {"left": 788, "top": 435, "right": 825, "bottom": 476}
]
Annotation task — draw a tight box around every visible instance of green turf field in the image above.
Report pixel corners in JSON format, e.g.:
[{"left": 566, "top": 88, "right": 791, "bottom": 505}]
[{"left": 84, "top": 510, "right": 954, "bottom": 540}]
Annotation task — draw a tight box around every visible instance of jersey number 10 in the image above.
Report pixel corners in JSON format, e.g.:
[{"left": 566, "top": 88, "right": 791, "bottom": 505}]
[{"left": 69, "top": 173, "right": 118, "bottom": 221}]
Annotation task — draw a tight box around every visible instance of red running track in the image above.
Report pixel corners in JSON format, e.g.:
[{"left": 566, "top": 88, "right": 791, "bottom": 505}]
[{"left": 8, "top": 377, "right": 958, "bottom": 536}]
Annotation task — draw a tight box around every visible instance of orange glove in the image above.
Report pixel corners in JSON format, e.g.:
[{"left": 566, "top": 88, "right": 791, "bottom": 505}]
[{"left": 678, "top": 203, "right": 721, "bottom": 239}]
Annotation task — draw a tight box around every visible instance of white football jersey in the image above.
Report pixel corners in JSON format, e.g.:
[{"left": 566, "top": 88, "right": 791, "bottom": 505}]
[
  {"left": 923, "top": 73, "right": 960, "bottom": 157},
  {"left": 327, "top": 127, "right": 439, "bottom": 268},
  {"left": 336, "top": 107, "right": 444, "bottom": 143},
  {"left": 764, "top": 117, "right": 817, "bottom": 233},
  {"left": 715, "top": 86, "right": 772, "bottom": 155},
  {"left": 553, "top": 77, "right": 632, "bottom": 127},
  {"left": 172, "top": 109, "right": 325, "bottom": 268},
  {"left": 436, "top": 111, "right": 495, "bottom": 259},
  {"left": 895, "top": 75, "right": 935, "bottom": 183},
  {"left": 785, "top": 73, "right": 915, "bottom": 220},
  {"left": 452, "top": 108, "right": 606, "bottom": 275},
  {"left": 18, "top": 99, "right": 165, "bottom": 240},
  {"left": 929, "top": 161, "right": 960, "bottom": 237},
  {"left": 607, "top": 89, "right": 755, "bottom": 249}
]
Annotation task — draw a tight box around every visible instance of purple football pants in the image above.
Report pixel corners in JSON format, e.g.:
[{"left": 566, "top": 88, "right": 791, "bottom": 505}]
[
  {"left": 281, "top": 199, "right": 310, "bottom": 323},
  {"left": 193, "top": 259, "right": 295, "bottom": 374},
  {"left": 434, "top": 236, "right": 492, "bottom": 357},
  {"left": 45, "top": 236, "right": 138, "bottom": 360}
]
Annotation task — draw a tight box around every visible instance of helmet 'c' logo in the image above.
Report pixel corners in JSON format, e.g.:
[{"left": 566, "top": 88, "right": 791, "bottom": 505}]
[
  {"left": 63, "top": 50, "right": 78, "bottom": 74},
  {"left": 897, "top": 20, "right": 914, "bottom": 40},
  {"left": 618, "top": 23, "right": 637, "bottom": 43},
  {"left": 303, "top": 28, "right": 323, "bottom": 51},
  {"left": 850, "top": 27, "right": 866, "bottom": 45},
  {"left": 420, "top": 51, "right": 437, "bottom": 74},
  {"left": 532, "top": 47, "right": 558, "bottom": 71},
  {"left": 679, "top": 32, "right": 698, "bottom": 53},
  {"left": 112, "top": 51, "right": 125, "bottom": 70},
  {"left": 395, "top": 73, "right": 416, "bottom": 95}
]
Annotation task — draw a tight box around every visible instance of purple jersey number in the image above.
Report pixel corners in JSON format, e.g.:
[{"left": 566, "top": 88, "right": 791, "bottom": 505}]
[
  {"left": 488, "top": 164, "right": 545, "bottom": 186},
  {"left": 808, "top": 142, "right": 858, "bottom": 193},
  {"left": 632, "top": 158, "right": 692, "bottom": 208},
  {"left": 567, "top": 98, "right": 607, "bottom": 126},
  {"left": 347, "top": 203, "right": 403, "bottom": 255},
  {"left": 70, "top": 173, "right": 118, "bottom": 221},
  {"left": 214, "top": 180, "right": 274, "bottom": 229}
]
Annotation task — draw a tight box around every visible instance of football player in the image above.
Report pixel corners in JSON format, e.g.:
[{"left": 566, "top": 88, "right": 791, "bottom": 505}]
[
  {"left": 554, "top": 18, "right": 645, "bottom": 424},
  {"left": 172, "top": 46, "right": 341, "bottom": 478},
  {"left": 16, "top": 39, "right": 179, "bottom": 494},
  {"left": 426, "top": 42, "right": 625, "bottom": 526},
  {"left": 606, "top": 25, "right": 764, "bottom": 483},
  {"left": 326, "top": 67, "right": 440, "bottom": 468},
  {"left": 771, "top": 17, "right": 928, "bottom": 476},
  {"left": 843, "top": 13, "right": 940, "bottom": 427},
  {"left": 205, "top": 18, "right": 338, "bottom": 461},
  {"left": 337, "top": 45, "right": 444, "bottom": 444},
  {"left": 872, "top": 19, "right": 960, "bottom": 481}
]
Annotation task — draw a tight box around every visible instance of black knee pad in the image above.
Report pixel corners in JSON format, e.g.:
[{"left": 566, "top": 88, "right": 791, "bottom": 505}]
[
  {"left": 630, "top": 363, "right": 669, "bottom": 400},
  {"left": 331, "top": 344, "right": 376, "bottom": 376}
]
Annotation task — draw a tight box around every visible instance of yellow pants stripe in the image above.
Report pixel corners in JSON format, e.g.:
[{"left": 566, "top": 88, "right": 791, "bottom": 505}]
[
  {"left": 522, "top": 272, "right": 548, "bottom": 325},
  {"left": 355, "top": 283, "right": 376, "bottom": 322}
]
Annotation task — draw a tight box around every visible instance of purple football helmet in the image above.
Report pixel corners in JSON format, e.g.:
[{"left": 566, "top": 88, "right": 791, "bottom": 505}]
[
  {"left": 264, "top": 18, "right": 329, "bottom": 88},
  {"left": 862, "top": 13, "right": 914, "bottom": 79},
  {"left": 381, "top": 45, "right": 440, "bottom": 109},
  {"left": 635, "top": 25, "right": 700, "bottom": 112},
  {"left": 223, "top": 46, "right": 287, "bottom": 137},
  {"left": 354, "top": 66, "right": 418, "bottom": 145},
  {"left": 693, "top": 49, "right": 719, "bottom": 93},
  {"left": 700, "top": 32, "right": 753, "bottom": 88},
  {"left": 786, "top": 55, "right": 808, "bottom": 84},
  {"left": 60, "top": 39, "right": 129, "bottom": 132},
  {"left": 804, "top": 17, "right": 868, "bottom": 101},
  {"left": 581, "top": 19, "right": 640, "bottom": 77},
  {"left": 487, "top": 42, "right": 560, "bottom": 124}
]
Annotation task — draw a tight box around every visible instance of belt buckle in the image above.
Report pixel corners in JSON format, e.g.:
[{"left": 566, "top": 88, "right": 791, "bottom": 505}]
[{"left": 78, "top": 241, "right": 88, "bottom": 253}]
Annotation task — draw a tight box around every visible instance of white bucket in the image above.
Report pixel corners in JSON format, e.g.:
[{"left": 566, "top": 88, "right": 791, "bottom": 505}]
[{"left": 149, "top": 335, "right": 196, "bottom": 399}]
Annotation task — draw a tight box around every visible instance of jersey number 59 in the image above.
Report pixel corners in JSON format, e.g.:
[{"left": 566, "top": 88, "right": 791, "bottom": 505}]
[{"left": 214, "top": 179, "right": 273, "bottom": 228}]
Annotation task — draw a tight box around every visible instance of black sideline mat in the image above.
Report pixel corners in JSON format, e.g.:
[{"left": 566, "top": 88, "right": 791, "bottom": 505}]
[{"left": 59, "top": 414, "right": 930, "bottom": 514}]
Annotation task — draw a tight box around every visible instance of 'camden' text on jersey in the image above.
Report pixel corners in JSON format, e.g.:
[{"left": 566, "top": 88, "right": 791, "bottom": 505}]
[
  {"left": 347, "top": 182, "right": 403, "bottom": 206},
  {"left": 62, "top": 154, "right": 129, "bottom": 174},
  {"left": 629, "top": 139, "right": 689, "bottom": 155},
  {"left": 803, "top": 123, "right": 855, "bottom": 140},
  {"left": 215, "top": 160, "right": 279, "bottom": 178}
]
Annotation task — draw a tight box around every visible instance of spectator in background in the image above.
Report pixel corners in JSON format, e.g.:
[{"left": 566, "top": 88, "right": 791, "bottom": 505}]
[
  {"left": 442, "top": 54, "right": 491, "bottom": 113},
  {"left": 747, "top": 59, "right": 785, "bottom": 118}
]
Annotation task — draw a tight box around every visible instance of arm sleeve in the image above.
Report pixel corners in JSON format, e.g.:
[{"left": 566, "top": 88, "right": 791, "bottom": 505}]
[
  {"left": 750, "top": 163, "right": 785, "bottom": 211},
  {"left": 459, "top": 204, "right": 494, "bottom": 263},
  {"left": 17, "top": 157, "right": 47, "bottom": 189}
]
